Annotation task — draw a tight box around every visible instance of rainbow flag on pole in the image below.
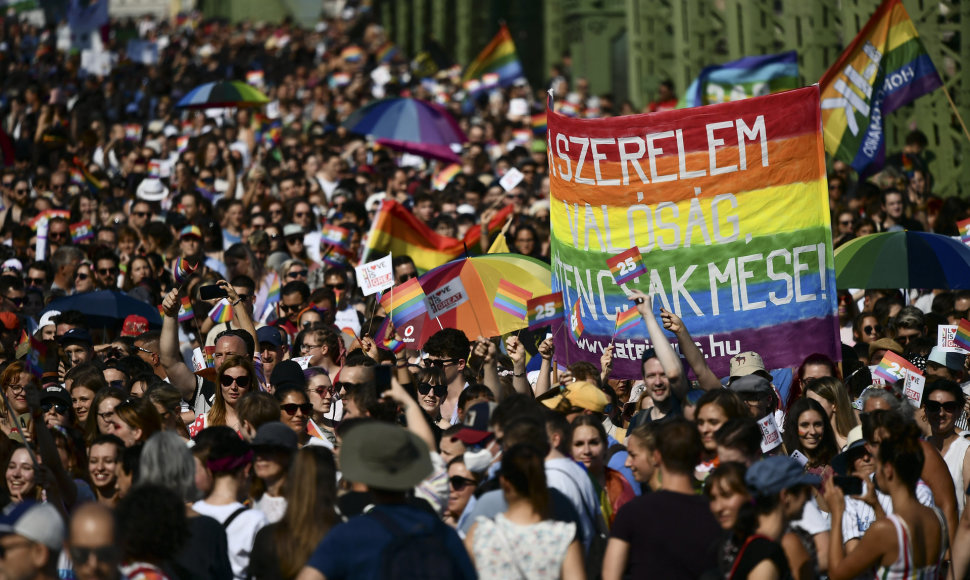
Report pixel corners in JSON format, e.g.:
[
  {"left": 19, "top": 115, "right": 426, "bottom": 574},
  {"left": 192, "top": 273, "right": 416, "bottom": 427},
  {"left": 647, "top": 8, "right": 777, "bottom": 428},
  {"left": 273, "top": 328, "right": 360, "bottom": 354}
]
[
  {"left": 570, "top": 301, "right": 584, "bottom": 342},
  {"left": 493, "top": 280, "right": 532, "bottom": 319},
  {"left": 462, "top": 24, "right": 523, "bottom": 96},
  {"left": 527, "top": 292, "right": 565, "bottom": 330},
  {"left": 365, "top": 200, "right": 513, "bottom": 273},
  {"left": 614, "top": 307, "right": 643, "bottom": 336},
  {"left": 208, "top": 300, "right": 233, "bottom": 324},
  {"left": 178, "top": 296, "right": 195, "bottom": 323},
  {"left": 873, "top": 351, "right": 920, "bottom": 384},
  {"left": 681, "top": 51, "right": 800, "bottom": 108},
  {"left": 606, "top": 247, "right": 647, "bottom": 287},
  {"left": 380, "top": 277, "right": 428, "bottom": 326},
  {"left": 954, "top": 318, "right": 970, "bottom": 351},
  {"left": 820, "top": 0, "right": 942, "bottom": 176}
]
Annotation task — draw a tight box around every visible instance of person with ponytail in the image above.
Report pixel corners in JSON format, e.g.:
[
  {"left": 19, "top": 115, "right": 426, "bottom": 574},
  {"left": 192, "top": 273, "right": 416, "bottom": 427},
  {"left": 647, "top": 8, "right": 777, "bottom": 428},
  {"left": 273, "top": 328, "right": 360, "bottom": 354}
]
[{"left": 465, "top": 444, "right": 584, "bottom": 579}]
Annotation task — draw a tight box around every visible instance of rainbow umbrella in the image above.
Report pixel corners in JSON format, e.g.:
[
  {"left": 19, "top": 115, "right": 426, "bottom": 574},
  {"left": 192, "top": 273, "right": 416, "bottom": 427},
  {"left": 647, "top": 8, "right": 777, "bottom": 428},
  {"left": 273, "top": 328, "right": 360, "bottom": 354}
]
[
  {"left": 342, "top": 97, "right": 467, "bottom": 163},
  {"left": 379, "top": 254, "right": 552, "bottom": 347},
  {"left": 176, "top": 81, "right": 270, "bottom": 110},
  {"left": 835, "top": 231, "right": 970, "bottom": 289}
]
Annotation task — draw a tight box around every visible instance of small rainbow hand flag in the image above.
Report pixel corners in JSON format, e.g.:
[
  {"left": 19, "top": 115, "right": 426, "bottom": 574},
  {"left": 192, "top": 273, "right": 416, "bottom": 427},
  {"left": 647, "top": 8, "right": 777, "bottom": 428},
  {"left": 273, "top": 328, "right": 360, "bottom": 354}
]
[
  {"left": 527, "top": 292, "right": 564, "bottom": 330},
  {"left": 172, "top": 257, "right": 197, "bottom": 285},
  {"left": 606, "top": 247, "right": 647, "bottom": 287},
  {"left": 341, "top": 45, "right": 364, "bottom": 63},
  {"left": 873, "top": 351, "right": 920, "bottom": 384},
  {"left": 959, "top": 218, "right": 970, "bottom": 246},
  {"left": 614, "top": 307, "right": 643, "bottom": 336},
  {"left": 307, "top": 419, "right": 329, "bottom": 442},
  {"left": 322, "top": 224, "right": 351, "bottom": 249},
  {"left": 70, "top": 221, "right": 94, "bottom": 243},
  {"left": 380, "top": 277, "right": 428, "bottom": 326},
  {"left": 532, "top": 112, "right": 547, "bottom": 135},
  {"left": 954, "top": 318, "right": 970, "bottom": 351},
  {"left": 570, "top": 301, "right": 584, "bottom": 341},
  {"left": 265, "top": 272, "right": 281, "bottom": 304},
  {"left": 432, "top": 163, "right": 461, "bottom": 191},
  {"left": 178, "top": 296, "right": 194, "bottom": 323},
  {"left": 493, "top": 280, "right": 532, "bottom": 320},
  {"left": 384, "top": 336, "right": 406, "bottom": 354},
  {"left": 208, "top": 299, "right": 233, "bottom": 324}
]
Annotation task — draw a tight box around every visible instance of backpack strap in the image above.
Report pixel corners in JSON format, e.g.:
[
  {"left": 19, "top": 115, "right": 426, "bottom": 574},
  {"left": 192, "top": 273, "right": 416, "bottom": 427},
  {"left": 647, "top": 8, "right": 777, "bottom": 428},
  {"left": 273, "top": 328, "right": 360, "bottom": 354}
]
[
  {"left": 728, "top": 534, "right": 772, "bottom": 580},
  {"left": 221, "top": 506, "right": 249, "bottom": 530}
]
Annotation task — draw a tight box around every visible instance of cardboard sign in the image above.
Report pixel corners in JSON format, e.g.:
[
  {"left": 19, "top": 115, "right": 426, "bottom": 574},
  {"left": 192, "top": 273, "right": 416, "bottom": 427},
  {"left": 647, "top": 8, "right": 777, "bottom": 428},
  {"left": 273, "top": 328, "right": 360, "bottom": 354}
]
[
  {"left": 355, "top": 255, "right": 394, "bottom": 296},
  {"left": 499, "top": 167, "right": 524, "bottom": 191},
  {"left": 903, "top": 369, "right": 926, "bottom": 408},
  {"left": 759, "top": 414, "right": 782, "bottom": 453},
  {"left": 938, "top": 325, "right": 969, "bottom": 354},
  {"left": 425, "top": 279, "right": 469, "bottom": 319}
]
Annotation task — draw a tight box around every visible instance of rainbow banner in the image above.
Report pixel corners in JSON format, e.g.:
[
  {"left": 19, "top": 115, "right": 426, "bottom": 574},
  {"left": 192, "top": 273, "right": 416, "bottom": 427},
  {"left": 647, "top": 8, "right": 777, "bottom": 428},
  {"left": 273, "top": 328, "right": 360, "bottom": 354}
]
[
  {"left": 954, "top": 318, "right": 970, "bottom": 351},
  {"left": 527, "top": 292, "right": 565, "bottom": 330},
  {"left": 606, "top": 247, "right": 648, "bottom": 287},
  {"left": 680, "top": 51, "right": 800, "bottom": 109},
  {"left": 549, "top": 86, "right": 839, "bottom": 378},
  {"left": 570, "top": 300, "right": 584, "bottom": 342},
  {"left": 461, "top": 24, "right": 523, "bottom": 97},
  {"left": 820, "top": 0, "right": 941, "bottom": 177},
  {"left": 614, "top": 307, "right": 643, "bottom": 336},
  {"left": 380, "top": 277, "right": 428, "bottom": 326},
  {"left": 365, "top": 200, "right": 514, "bottom": 273},
  {"left": 493, "top": 280, "right": 532, "bottom": 319}
]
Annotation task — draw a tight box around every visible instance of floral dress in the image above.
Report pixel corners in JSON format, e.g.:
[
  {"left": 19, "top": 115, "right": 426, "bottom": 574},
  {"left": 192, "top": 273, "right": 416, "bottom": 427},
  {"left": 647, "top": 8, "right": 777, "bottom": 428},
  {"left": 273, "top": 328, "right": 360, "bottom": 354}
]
[{"left": 471, "top": 514, "right": 575, "bottom": 579}]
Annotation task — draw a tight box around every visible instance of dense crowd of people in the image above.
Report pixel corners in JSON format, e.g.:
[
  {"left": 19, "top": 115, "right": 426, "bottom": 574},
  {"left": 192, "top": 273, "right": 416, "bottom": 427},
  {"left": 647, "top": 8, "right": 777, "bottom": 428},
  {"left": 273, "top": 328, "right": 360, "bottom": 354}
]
[{"left": 0, "top": 6, "right": 969, "bottom": 580}]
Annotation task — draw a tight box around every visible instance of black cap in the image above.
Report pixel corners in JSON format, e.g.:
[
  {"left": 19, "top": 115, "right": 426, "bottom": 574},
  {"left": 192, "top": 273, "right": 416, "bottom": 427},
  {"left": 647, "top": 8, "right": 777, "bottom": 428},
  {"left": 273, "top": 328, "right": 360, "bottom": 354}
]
[
  {"left": 251, "top": 421, "right": 298, "bottom": 452},
  {"left": 270, "top": 360, "right": 306, "bottom": 390},
  {"left": 257, "top": 326, "right": 284, "bottom": 348},
  {"left": 40, "top": 385, "right": 70, "bottom": 408},
  {"left": 58, "top": 328, "right": 92, "bottom": 347}
]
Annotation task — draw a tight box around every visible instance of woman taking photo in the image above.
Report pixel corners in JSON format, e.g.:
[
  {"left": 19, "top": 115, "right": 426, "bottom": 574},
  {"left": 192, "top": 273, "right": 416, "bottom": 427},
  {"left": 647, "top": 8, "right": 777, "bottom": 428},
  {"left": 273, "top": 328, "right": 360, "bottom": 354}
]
[
  {"left": 188, "top": 355, "right": 255, "bottom": 437},
  {"left": 570, "top": 415, "right": 635, "bottom": 527},
  {"left": 804, "top": 377, "right": 858, "bottom": 450},
  {"left": 783, "top": 398, "right": 840, "bottom": 480},
  {"left": 466, "top": 444, "right": 583, "bottom": 579},
  {"left": 693, "top": 390, "right": 748, "bottom": 480},
  {"left": 825, "top": 423, "right": 947, "bottom": 579}
]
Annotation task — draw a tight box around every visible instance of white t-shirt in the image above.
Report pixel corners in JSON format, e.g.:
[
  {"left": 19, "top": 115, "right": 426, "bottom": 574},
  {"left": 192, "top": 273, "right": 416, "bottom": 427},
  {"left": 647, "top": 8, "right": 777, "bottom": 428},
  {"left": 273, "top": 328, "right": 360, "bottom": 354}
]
[
  {"left": 840, "top": 476, "right": 935, "bottom": 543},
  {"left": 253, "top": 493, "right": 287, "bottom": 524},
  {"left": 192, "top": 500, "right": 268, "bottom": 579}
]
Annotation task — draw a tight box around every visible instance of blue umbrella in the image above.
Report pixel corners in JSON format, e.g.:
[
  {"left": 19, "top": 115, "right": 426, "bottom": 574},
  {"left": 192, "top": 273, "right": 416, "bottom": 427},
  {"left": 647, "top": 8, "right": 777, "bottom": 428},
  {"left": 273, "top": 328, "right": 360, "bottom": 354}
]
[
  {"left": 176, "top": 81, "right": 270, "bottom": 110},
  {"left": 342, "top": 97, "right": 467, "bottom": 162},
  {"left": 40, "top": 290, "right": 163, "bottom": 332},
  {"left": 835, "top": 231, "right": 970, "bottom": 288}
]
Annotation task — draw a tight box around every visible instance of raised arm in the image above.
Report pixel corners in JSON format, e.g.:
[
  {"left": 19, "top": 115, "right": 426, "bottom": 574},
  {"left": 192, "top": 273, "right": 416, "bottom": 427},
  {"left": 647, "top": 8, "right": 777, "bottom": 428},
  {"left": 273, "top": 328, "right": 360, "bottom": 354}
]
[
  {"left": 221, "top": 280, "right": 257, "bottom": 348},
  {"left": 505, "top": 335, "right": 531, "bottom": 395},
  {"left": 659, "top": 307, "right": 721, "bottom": 391},
  {"left": 534, "top": 337, "right": 555, "bottom": 397},
  {"left": 159, "top": 288, "right": 199, "bottom": 402},
  {"left": 630, "top": 290, "right": 688, "bottom": 400},
  {"left": 472, "top": 337, "right": 501, "bottom": 401}
]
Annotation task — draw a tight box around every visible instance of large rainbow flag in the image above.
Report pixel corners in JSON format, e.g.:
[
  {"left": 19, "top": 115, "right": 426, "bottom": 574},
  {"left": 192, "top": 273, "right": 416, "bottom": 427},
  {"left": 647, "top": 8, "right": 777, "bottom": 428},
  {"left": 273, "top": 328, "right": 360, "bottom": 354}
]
[
  {"left": 548, "top": 87, "right": 839, "bottom": 378},
  {"left": 365, "top": 200, "right": 514, "bottom": 273},
  {"left": 461, "top": 24, "right": 523, "bottom": 92},
  {"left": 820, "top": 0, "right": 941, "bottom": 177},
  {"left": 680, "top": 51, "right": 800, "bottom": 108}
]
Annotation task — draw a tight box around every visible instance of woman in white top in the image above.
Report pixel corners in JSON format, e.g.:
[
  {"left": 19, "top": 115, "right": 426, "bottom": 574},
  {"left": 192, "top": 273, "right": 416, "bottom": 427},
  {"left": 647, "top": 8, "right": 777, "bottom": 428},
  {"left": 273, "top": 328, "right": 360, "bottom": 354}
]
[
  {"left": 825, "top": 422, "right": 947, "bottom": 580},
  {"left": 465, "top": 444, "right": 584, "bottom": 580},
  {"left": 924, "top": 380, "right": 970, "bottom": 516}
]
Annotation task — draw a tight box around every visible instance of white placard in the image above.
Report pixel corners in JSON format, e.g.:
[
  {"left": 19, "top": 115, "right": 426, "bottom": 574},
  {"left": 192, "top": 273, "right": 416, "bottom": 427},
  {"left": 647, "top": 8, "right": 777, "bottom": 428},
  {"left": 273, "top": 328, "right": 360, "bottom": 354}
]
[
  {"left": 499, "top": 167, "right": 524, "bottom": 192},
  {"left": 508, "top": 97, "right": 530, "bottom": 118},
  {"left": 903, "top": 369, "right": 926, "bottom": 408},
  {"left": 758, "top": 413, "right": 782, "bottom": 453},
  {"left": 191, "top": 347, "right": 207, "bottom": 372},
  {"left": 938, "top": 325, "right": 969, "bottom": 354},
  {"left": 355, "top": 255, "right": 394, "bottom": 296},
  {"left": 291, "top": 356, "right": 312, "bottom": 370},
  {"left": 425, "top": 279, "right": 469, "bottom": 319}
]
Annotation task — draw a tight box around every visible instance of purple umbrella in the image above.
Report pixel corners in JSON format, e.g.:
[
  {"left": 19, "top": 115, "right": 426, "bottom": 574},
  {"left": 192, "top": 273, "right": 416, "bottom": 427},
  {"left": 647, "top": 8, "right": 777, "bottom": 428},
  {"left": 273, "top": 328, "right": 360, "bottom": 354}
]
[{"left": 343, "top": 98, "right": 467, "bottom": 163}]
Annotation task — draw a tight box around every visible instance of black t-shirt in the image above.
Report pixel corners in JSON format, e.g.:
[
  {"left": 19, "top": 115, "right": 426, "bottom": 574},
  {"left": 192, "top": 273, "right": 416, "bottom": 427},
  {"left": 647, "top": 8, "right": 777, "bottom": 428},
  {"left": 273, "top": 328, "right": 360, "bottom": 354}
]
[
  {"left": 171, "top": 514, "right": 233, "bottom": 580},
  {"left": 730, "top": 536, "right": 791, "bottom": 580},
  {"left": 611, "top": 489, "right": 720, "bottom": 579}
]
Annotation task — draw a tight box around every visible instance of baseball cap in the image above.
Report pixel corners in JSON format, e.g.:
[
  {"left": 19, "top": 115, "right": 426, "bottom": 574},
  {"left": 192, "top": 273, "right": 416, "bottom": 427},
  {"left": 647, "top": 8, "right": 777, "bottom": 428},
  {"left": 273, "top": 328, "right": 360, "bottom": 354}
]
[
  {"left": 40, "top": 385, "right": 71, "bottom": 408},
  {"left": 831, "top": 425, "right": 866, "bottom": 476},
  {"left": 58, "top": 328, "right": 92, "bottom": 347},
  {"left": 453, "top": 401, "right": 496, "bottom": 445},
  {"left": 869, "top": 338, "right": 903, "bottom": 359},
  {"left": 539, "top": 381, "right": 611, "bottom": 414},
  {"left": 283, "top": 224, "right": 304, "bottom": 238},
  {"left": 0, "top": 502, "right": 65, "bottom": 551},
  {"left": 251, "top": 421, "right": 298, "bottom": 452},
  {"left": 179, "top": 225, "right": 203, "bottom": 240},
  {"left": 256, "top": 326, "right": 283, "bottom": 348},
  {"left": 729, "top": 351, "right": 772, "bottom": 379},
  {"left": 928, "top": 347, "right": 966, "bottom": 373},
  {"left": 37, "top": 310, "right": 60, "bottom": 330},
  {"left": 745, "top": 456, "right": 821, "bottom": 495},
  {"left": 728, "top": 374, "right": 773, "bottom": 395},
  {"left": 120, "top": 315, "right": 149, "bottom": 337},
  {"left": 270, "top": 360, "right": 306, "bottom": 390}
]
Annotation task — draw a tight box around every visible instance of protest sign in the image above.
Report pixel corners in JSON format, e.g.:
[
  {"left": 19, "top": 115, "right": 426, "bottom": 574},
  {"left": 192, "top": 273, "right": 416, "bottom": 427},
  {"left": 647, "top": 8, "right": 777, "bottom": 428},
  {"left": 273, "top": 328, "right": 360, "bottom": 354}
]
[
  {"left": 549, "top": 87, "right": 839, "bottom": 378},
  {"left": 759, "top": 414, "right": 782, "bottom": 452},
  {"left": 425, "top": 278, "right": 469, "bottom": 319},
  {"left": 903, "top": 369, "right": 926, "bottom": 408},
  {"left": 499, "top": 167, "right": 525, "bottom": 191},
  {"left": 937, "top": 324, "right": 969, "bottom": 354},
  {"left": 355, "top": 255, "right": 394, "bottom": 296}
]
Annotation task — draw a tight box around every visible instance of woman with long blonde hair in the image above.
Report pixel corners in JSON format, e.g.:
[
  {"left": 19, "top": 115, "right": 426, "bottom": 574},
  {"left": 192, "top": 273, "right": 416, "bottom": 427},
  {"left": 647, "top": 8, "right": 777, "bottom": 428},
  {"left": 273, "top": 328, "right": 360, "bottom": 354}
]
[{"left": 187, "top": 355, "right": 255, "bottom": 437}]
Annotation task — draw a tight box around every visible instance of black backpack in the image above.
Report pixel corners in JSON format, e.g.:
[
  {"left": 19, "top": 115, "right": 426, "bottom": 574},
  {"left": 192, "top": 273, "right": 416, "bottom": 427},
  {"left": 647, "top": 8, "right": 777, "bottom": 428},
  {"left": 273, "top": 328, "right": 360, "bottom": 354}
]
[{"left": 369, "top": 509, "right": 467, "bottom": 580}]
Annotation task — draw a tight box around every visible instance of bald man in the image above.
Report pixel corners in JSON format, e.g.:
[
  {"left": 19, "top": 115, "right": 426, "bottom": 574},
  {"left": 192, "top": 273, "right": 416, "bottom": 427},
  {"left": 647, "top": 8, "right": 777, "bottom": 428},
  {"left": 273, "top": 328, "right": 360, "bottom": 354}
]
[{"left": 68, "top": 504, "right": 120, "bottom": 580}]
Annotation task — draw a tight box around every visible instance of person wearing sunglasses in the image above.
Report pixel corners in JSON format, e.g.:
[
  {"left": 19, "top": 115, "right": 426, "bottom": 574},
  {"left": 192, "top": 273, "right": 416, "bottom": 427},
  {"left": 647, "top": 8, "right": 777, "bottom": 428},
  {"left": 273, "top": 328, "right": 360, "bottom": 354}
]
[
  {"left": 424, "top": 328, "right": 472, "bottom": 425},
  {"left": 188, "top": 355, "right": 256, "bottom": 437},
  {"left": 73, "top": 262, "right": 96, "bottom": 294},
  {"left": 852, "top": 311, "right": 884, "bottom": 347},
  {"left": 444, "top": 456, "right": 481, "bottom": 527},
  {"left": 0, "top": 502, "right": 66, "bottom": 580},
  {"left": 277, "top": 281, "right": 309, "bottom": 338},
  {"left": 40, "top": 385, "right": 73, "bottom": 430},
  {"left": 274, "top": 385, "right": 315, "bottom": 447},
  {"left": 68, "top": 502, "right": 122, "bottom": 580},
  {"left": 924, "top": 380, "right": 970, "bottom": 516},
  {"left": 413, "top": 366, "right": 449, "bottom": 430},
  {"left": 306, "top": 368, "right": 336, "bottom": 441}
]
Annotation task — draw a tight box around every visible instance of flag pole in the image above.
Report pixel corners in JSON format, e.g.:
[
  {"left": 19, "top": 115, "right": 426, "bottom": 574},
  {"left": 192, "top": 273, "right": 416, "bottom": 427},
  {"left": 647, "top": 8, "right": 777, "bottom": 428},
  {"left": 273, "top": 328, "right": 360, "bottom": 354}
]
[{"left": 940, "top": 84, "right": 970, "bottom": 144}]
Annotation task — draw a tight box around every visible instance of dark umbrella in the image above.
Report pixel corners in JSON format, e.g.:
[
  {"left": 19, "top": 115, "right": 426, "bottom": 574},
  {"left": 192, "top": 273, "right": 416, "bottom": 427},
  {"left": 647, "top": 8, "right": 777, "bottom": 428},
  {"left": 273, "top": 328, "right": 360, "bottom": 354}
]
[
  {"left": 835, "top": 231, "right": 970, "bottom": 288},
  {"left": 342, "top": 97, "right": 467, "bottom": 163},
  {"left": 41, "top": 290, "right": 163, "bottom": 331}
]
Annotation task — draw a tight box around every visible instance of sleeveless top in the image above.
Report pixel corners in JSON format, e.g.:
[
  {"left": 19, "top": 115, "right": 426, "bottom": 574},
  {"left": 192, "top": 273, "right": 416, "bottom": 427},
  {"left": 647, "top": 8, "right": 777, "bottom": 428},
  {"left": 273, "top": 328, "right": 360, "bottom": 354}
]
[
  {"left": 943, "top": 436, "right": 970, "bottom": 515},
  {"left": 471, "top": 514, "right": 575, "bottom": 579},
  {"left": 875, "top": 510, "right": 947, "bottom": 580}
]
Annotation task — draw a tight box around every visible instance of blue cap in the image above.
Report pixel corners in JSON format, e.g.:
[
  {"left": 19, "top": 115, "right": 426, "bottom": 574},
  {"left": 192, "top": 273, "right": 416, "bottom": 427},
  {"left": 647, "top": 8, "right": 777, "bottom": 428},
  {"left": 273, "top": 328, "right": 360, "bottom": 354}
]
[
  {"left": 745, "top": 456, "right": 821, "bottom": 495},
  {"left": 256, "top": 326, "right": 284, "bottom": 348},
  {"left": 58, "top": 328, "right": 92, "bottom": 347}
]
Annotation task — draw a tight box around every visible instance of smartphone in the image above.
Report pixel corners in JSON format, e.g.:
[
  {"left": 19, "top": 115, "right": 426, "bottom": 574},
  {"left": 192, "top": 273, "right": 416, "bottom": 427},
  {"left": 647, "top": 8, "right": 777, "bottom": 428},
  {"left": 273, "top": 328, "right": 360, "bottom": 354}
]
[
  {"left": 833, "top": 475, "right": 864, "bottom": 496},
  {"left": 374, "top": 365, "right": 392, "bottom": 394},
  {"left": 199, "top": 284, "right": 228, "bottom": 300}
]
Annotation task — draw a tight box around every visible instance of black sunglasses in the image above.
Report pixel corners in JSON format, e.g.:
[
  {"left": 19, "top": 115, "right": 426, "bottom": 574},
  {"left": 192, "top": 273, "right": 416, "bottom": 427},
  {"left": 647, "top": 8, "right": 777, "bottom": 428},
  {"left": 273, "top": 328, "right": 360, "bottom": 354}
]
[
  {"left": 427, "top": 358, "right": 460, "bottom": 369},
  {"left": 864, "top": 325, "right": 883, "bottom": 335},
  {"left": 279, "top": 303, "right": 304, "bottom": 312},
  {"left": 287, "top": 270, "right": 308, "bottom": 278},
  {"left": 449, "top": 476, "right": 477, "bottom": 491},
  {"left": 69, "top": 546, "right": 119, "bottom": 565},
  {"left": 334, "top": 381, "right": 364, "bottom": 393},
  {"left": 417, "top": 383, "right": 447, "bottom": 398},
  {"left": 281, "top": 403, "right": 312, "bottom": 416},
  {"left": 42, "top": 402, "right": 69, "bottom": 415},
  {"left": 25, "top": 277, "right": 45, "bottom": 286},
  {"left": 398, "top": 273, "right": 417, "bottom": 283},
  {"left": 220, "top": 374, "right": 251, "bottom": 388},
  {"left": 925, "top": 400, "right": 961, "bottom": 414}
]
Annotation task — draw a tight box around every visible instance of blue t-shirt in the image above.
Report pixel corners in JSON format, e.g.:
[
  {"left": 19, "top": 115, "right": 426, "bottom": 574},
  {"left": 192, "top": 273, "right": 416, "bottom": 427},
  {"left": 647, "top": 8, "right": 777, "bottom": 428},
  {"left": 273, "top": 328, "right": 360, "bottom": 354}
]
[{"left": 306, "top": 503, "right": 476, "bottom": 580}]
